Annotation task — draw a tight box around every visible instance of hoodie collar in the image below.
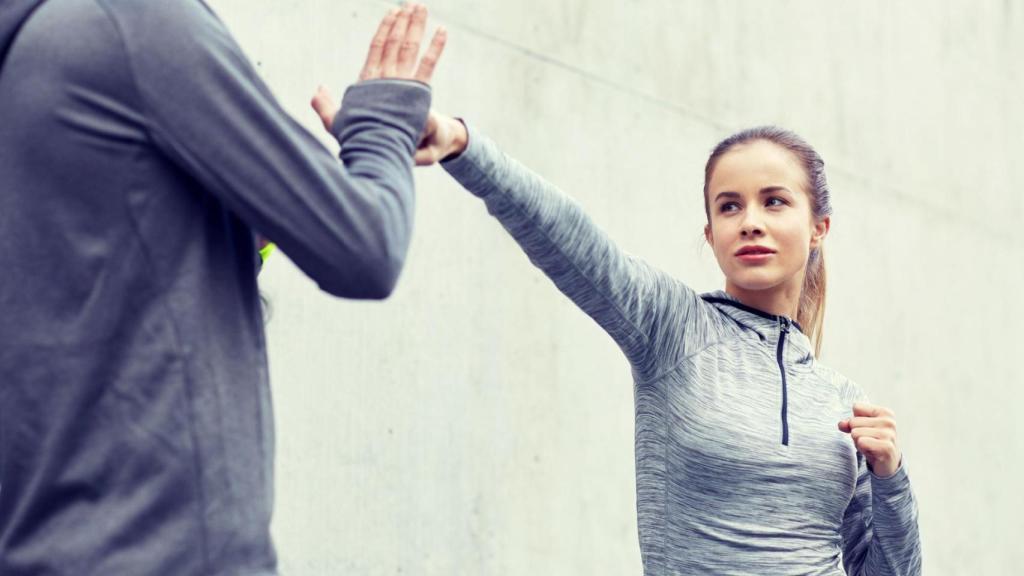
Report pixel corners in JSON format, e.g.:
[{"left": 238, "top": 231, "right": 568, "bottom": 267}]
[
  {"left": 700, "top": 290, "right": 814, "bottom": 357},
  {"left": 0, "top": 0, "right": 48, "bottom": 73}
]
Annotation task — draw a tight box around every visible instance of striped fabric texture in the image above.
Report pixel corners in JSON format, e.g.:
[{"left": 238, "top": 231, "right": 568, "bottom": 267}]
[{"left": 441, "top": 126, "right": 922, "bottom": 576}]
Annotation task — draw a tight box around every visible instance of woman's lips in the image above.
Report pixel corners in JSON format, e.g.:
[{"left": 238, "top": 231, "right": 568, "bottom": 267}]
[
  {"left": 736, "top": 252, "right": 775, "bottom": 263},
  {"left": 734, "top": 245, "right": 776, "bottom": 263}
]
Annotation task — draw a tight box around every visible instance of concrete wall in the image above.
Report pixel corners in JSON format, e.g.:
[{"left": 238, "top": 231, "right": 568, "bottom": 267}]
[{"left": 208, "top": 1, "right": 1023, "bottom": 573}]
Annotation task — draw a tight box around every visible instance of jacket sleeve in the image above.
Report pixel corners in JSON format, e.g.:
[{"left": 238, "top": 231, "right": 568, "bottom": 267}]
[
  {"left": 839, "top": 453, "right": 923, "bottom": 575},
  {"left": 113, "top": 1, "right": 429, "bottom": 298},
  {"left": 440, "top": 123, "right": 715, "bottom": 375}
]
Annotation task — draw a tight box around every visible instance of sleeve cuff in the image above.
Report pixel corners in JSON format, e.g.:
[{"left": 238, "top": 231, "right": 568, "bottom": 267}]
[
  {"left": 332, "top": 79, "right": 432, "bottom": 144},
  {"left": 869, "top": 456, "right": 912, "bottom": 495},
  {"left": 439, "top": 122, "right": 497, "bottom": 199}
]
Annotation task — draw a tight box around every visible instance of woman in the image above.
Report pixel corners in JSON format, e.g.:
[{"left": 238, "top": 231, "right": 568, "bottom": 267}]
[{"left": 314, "top": 107, "right": 922, "bottom": 576}]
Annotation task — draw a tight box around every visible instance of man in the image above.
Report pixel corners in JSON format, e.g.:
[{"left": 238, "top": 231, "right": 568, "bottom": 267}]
[{"left": 0, "top": 1, "right": 444, "bottom": 573}]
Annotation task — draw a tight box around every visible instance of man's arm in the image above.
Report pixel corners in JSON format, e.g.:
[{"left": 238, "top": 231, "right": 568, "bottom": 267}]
[{"left": 106, "top": 1, "right": 444, "bottom": 297}]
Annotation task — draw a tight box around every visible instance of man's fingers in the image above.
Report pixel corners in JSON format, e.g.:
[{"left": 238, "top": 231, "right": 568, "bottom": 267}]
[
  {"left": 361, "top": 8, "right": 398, "bottom": 81},
  {"left": 414, "top": 26, "right": 447, "bottom": 84},
  {"left": 363, "top": 4, "right": 447, "bottom": 83},
  {"left": 398, "top": 4, "right": 428, "bottom": 75},
  {"left": 311, "top": 86, "right": 338, "bottom": 132},
  {"left": 382, "top": 4, "right": 413, "bottom": 77}
]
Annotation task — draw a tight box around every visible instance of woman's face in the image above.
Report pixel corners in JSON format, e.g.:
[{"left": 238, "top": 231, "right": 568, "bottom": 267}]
[{"left": 704, "top": 140, "right": 829, "bottom": 296}]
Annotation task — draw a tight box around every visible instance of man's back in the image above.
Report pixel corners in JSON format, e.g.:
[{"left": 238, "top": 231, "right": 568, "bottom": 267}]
[{"left": 0, "top": 0, "right": 430, "bottom": 573}]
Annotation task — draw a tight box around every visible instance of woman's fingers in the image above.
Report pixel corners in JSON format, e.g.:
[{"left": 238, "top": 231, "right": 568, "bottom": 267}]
[
  {"left": 311, "top": 86, "right": 338, "bottom": 132},
  {"left": 382, "top": 4, "right": 413, "bottom": 77},
  {"left": 843, "top": 416, "right": 896, "bottom": 431},
  {"left": 850, "top": 427, "right": 896, "bottom": 443},
  {"left": 414, "top": 148, "right": 438, "bottom": 166},
  {"left": 839, "top": 404, "right": 896, "bottom": 432},
  {"left": 853, "top": 402, "right": 893, "bottom": 418},
  {"left": 414, "top": 26, "right": 447, "bottom": 84},
  {"left": 414, "top": 112, "right": 440, "bottom": 165},
  {"left": 360, "top": 8, "right": 399, "bottom": 81},
  {"left": 854, "top": 436, "right": 893, "bottom": 455},
  {"left": 856, "top": 436, "right": 901, "bottom": 477},
  {"left": 398, "top": 4, "right": 428, "bottom": 76}
]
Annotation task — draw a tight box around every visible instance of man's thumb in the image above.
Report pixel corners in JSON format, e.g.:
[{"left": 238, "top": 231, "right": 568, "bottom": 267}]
[{"left": 311, "top": 86, "right": 338, "bottom": 132}]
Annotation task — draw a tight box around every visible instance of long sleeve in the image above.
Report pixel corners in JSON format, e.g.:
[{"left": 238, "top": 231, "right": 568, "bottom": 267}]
[
  {"left": 839, "top": 456, "right": 923, "bottom": 576},
  {"left": 105, "top": 0, "right": 430, "bottom": 298},
  {"left": 440, "top": 124, "right": 715, "bottom": 376}
]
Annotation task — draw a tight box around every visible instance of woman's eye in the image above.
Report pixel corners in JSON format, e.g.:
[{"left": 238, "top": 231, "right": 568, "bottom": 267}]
[
  {"left": 766, "top": 197, "right": 787, "bottom": 207},
  {"left": 720, "top": 202, "right": 739, "bottom": 213}
]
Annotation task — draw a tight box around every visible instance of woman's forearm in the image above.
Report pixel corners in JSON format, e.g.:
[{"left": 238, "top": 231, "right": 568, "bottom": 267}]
[{"left": 440, "top": 123, "right": 683, "bottom": 368}]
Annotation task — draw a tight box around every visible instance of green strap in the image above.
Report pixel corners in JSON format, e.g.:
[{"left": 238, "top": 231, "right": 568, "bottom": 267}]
[{"left": 259, "top": 242, "right": 277, "bottom": 264}]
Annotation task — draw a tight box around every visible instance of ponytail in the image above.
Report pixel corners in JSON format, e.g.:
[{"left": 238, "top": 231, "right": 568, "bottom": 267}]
[{"left": 798, "top": 246, "right": 826, "bottom": 357}]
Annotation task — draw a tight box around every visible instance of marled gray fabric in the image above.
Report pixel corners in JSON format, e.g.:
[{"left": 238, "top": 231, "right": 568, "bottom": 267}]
[{"left": 442, "top": 125, "right": 921, "bottom": 576}]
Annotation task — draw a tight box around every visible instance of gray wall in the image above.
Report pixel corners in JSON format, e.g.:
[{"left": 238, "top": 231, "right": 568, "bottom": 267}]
[{"left": 209, "top": 1, "right": 1023, "bottom": 573}]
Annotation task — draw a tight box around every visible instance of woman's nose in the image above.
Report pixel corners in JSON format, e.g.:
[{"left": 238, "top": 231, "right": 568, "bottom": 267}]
[{"left": 740, "top": 215, "right": 764, "bottom": 237}]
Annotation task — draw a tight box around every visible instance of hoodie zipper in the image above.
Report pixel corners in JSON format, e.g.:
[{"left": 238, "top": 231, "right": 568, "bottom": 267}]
[
  {"left": 697, "top": 295, "right": 803, "bottom": 447},
  {"left": 776, "top": 316, "right": 791, "bottom": 446}
]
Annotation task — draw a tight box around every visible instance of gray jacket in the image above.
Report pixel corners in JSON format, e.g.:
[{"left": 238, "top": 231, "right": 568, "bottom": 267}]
[
  {"left": 442, "top": 125, "right": 922, "bottom": 576},
  {"left": 0, "top": 0, "right": 429, "bottom": 574}
]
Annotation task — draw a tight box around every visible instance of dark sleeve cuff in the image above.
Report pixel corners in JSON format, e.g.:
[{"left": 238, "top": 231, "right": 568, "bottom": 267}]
[{"left": 332, "top": 79, "right": 432, "bottom": 145}]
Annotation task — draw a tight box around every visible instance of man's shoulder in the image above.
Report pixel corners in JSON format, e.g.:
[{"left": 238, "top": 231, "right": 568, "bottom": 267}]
[{"left": 11, "top": 0, "right": 225, "bottom": 70}]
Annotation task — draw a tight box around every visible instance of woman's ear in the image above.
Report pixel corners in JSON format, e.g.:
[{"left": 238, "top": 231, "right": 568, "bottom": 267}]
[
  {"left": 704, "top": 223, "right": 713, "bottom": 247},
  {"left": 810, "top": 216, "right": 831, "bottom": 249}
]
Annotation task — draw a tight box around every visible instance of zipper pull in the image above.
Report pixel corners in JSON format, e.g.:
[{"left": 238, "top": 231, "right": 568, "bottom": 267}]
[{"left": 779, "top": 316, "right": 790, "bottom": 334}]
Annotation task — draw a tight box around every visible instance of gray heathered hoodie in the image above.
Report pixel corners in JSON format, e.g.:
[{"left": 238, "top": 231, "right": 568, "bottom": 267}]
[
  {"left": 0, "top": 0, "right": 429, "bottom": 574},
  {"left": 441, "top": 125, "right": 922, "bottom": 576}
]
